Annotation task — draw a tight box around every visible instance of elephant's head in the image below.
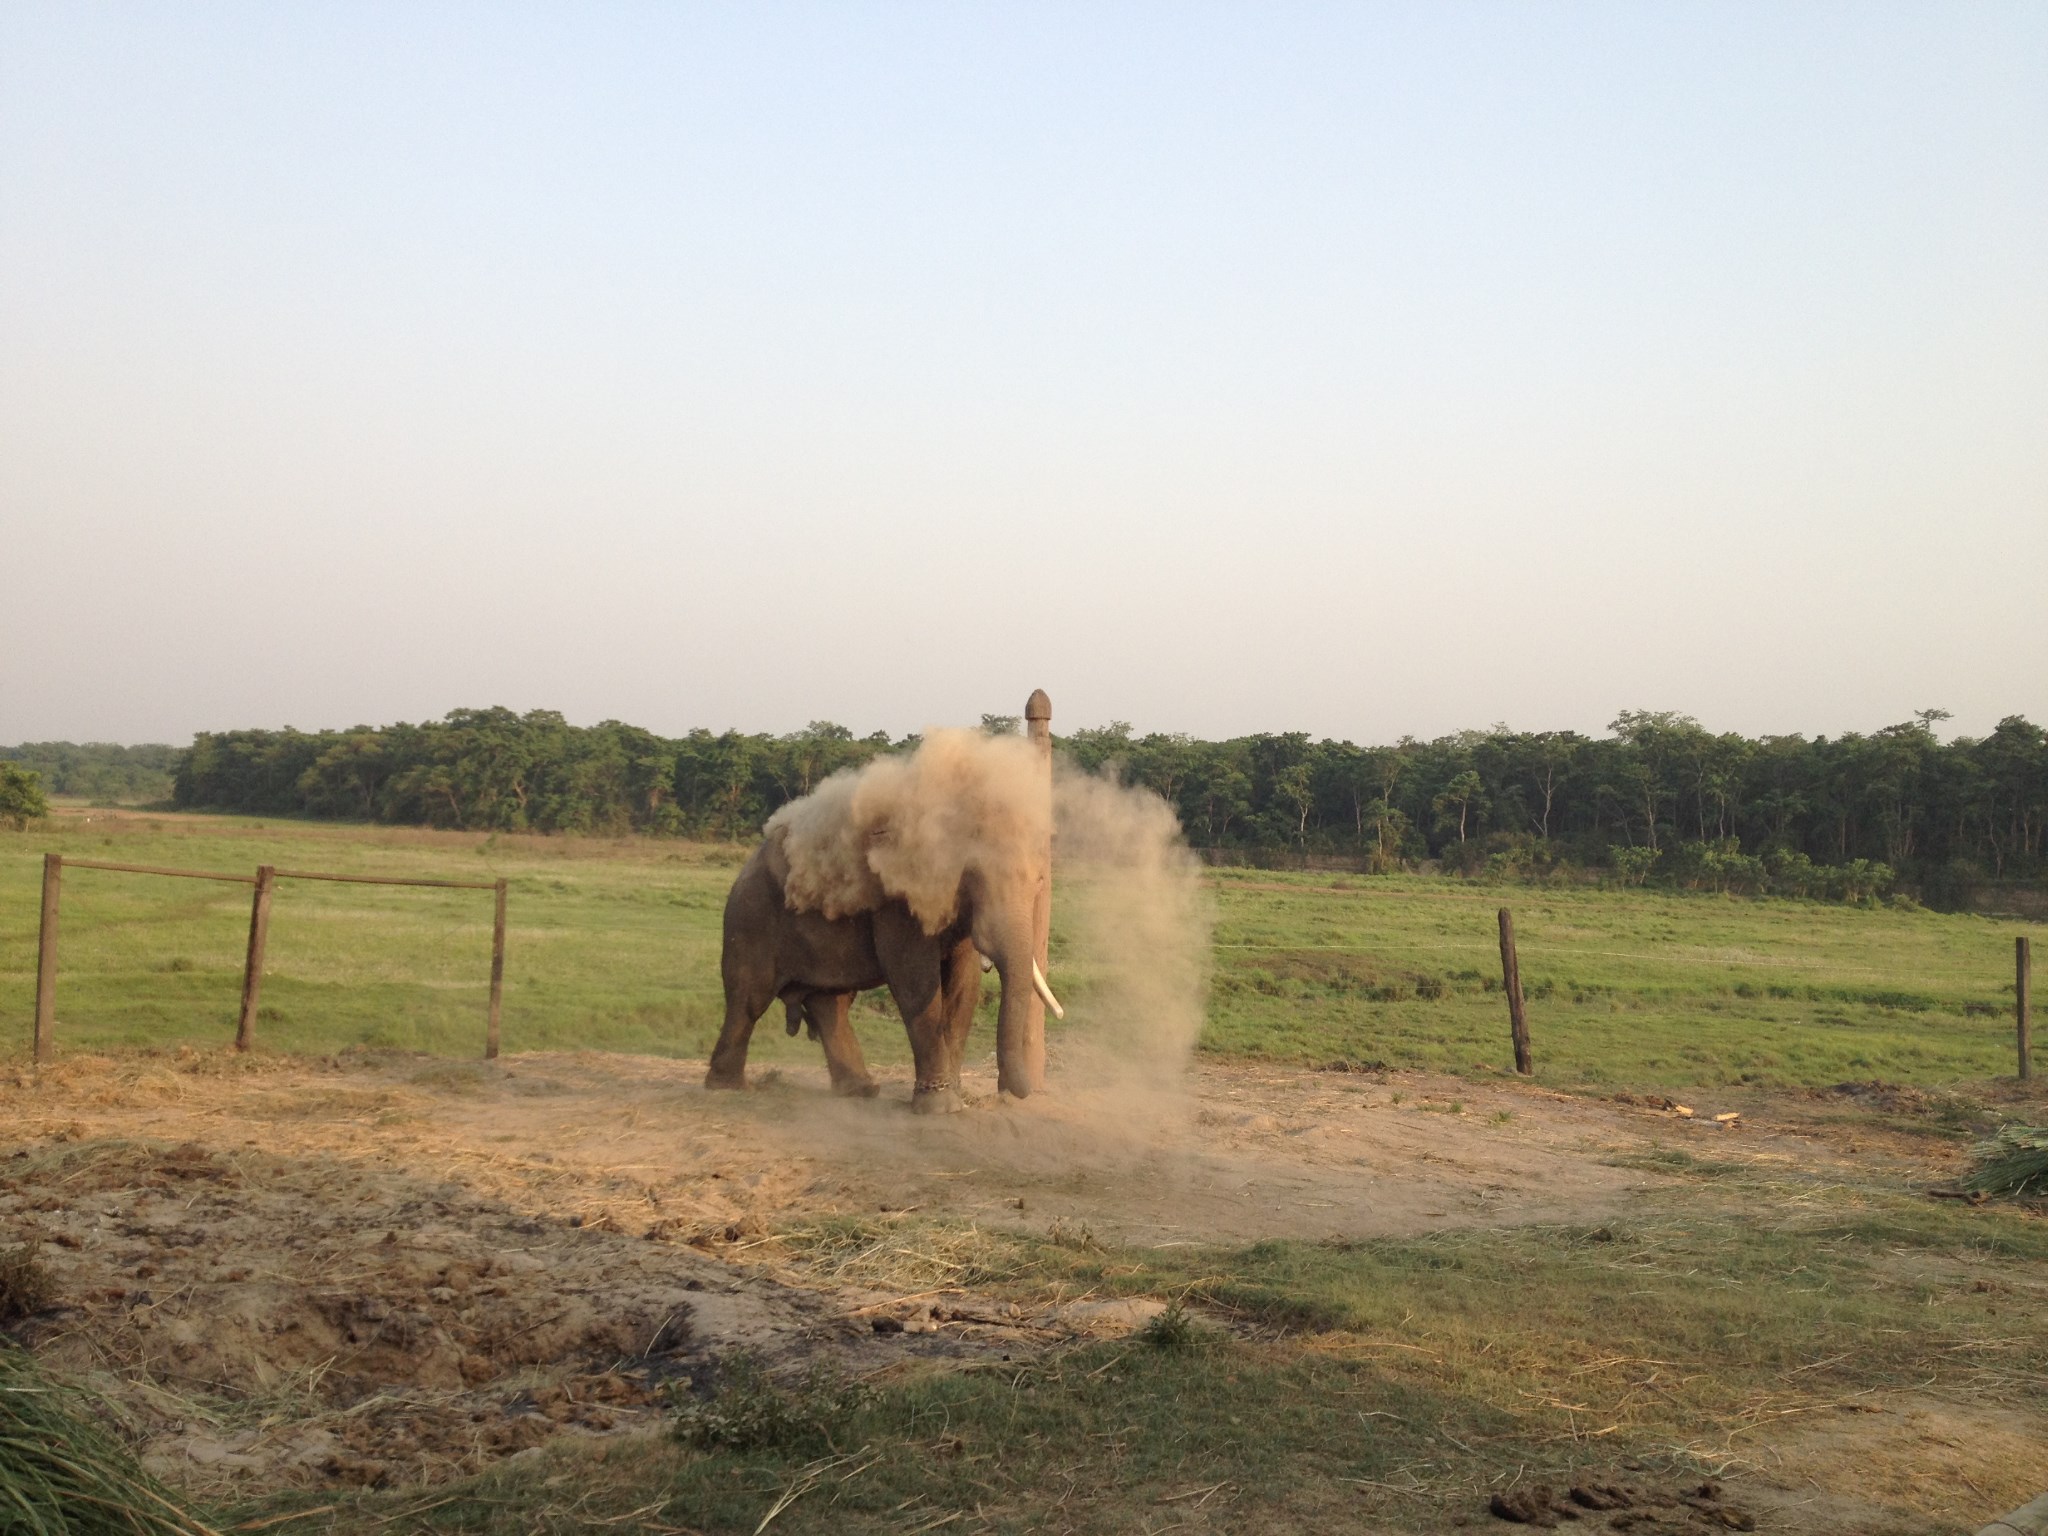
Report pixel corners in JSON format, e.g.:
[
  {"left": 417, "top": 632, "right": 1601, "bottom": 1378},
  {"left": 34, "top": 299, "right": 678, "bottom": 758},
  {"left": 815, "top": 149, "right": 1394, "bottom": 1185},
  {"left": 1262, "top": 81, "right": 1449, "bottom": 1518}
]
[{"left": 766, "top": 699, "right": 1061, "bottom": 1098}]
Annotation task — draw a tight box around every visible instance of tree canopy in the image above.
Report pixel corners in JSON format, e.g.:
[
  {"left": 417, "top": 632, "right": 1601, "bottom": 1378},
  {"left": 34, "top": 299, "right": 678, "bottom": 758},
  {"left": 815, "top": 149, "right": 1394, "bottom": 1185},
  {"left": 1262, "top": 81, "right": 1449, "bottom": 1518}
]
[
  {"left": 0, "top": 763, "right": 49, "bottom": 830},
  {"left": 143, "top": 706, "right": 2048, "bottom": 904}
]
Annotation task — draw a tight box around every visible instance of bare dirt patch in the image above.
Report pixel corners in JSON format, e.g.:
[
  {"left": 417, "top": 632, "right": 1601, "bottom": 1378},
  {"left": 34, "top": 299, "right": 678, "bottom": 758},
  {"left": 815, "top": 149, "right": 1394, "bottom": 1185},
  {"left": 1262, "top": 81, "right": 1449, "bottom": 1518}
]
[{"left": 0, "top": 1046, "right": 2027, "bottom": 1512}]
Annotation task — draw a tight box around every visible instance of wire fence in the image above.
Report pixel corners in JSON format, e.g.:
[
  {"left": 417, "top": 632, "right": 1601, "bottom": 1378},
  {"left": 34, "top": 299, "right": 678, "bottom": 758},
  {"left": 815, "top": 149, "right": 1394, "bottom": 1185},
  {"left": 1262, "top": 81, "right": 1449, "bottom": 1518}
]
[{"left": 29, "top": 852, "right": 507, "bottom": 1063}]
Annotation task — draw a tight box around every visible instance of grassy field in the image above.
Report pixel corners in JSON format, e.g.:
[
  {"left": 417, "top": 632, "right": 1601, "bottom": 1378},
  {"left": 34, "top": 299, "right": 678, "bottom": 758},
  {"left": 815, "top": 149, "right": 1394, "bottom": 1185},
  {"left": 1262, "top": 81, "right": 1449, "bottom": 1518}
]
[
  {"left": 0, "top": 809, "right": 2036, "bottom": 1090},
  {"left": 5, "top": 809, "right": 2046, "bottom": 1535}
]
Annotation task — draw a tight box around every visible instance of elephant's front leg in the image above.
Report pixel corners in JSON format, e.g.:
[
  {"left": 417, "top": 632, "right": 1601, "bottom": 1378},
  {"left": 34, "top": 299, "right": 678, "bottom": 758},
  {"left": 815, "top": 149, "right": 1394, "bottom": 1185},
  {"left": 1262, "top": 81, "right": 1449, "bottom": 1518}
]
[
  {"left": 804, "top": 992, "right": 880, "bottom": 1098},
  {"left": 934, "top": 935, "right": 984, "bottom": 1087},
  {"left": 877, "top": 912, "right": 968, "bottom": 1114}
]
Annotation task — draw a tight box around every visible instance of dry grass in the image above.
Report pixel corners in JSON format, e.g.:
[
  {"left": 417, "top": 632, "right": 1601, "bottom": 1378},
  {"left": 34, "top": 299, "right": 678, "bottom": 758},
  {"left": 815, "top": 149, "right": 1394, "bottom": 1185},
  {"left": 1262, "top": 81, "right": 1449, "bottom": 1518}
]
[{"left": 0, "top": 1240, "right": 56, "bottom": 1326}]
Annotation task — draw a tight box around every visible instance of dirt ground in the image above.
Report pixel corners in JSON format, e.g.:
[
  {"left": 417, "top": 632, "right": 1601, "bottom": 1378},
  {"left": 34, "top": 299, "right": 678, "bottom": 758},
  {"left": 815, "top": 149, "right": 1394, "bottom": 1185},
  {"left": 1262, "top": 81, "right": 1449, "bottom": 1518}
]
[{"left": 0, "top": 1048, "right": 2035, "bottom": 1520}]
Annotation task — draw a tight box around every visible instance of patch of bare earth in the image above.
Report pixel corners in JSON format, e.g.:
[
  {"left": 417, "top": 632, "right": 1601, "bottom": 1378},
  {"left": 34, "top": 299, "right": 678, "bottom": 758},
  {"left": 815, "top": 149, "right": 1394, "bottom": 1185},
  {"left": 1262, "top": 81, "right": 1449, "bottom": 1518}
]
[{"left": 1, "top": 1047, "right": 2040, "bottom": 1523}]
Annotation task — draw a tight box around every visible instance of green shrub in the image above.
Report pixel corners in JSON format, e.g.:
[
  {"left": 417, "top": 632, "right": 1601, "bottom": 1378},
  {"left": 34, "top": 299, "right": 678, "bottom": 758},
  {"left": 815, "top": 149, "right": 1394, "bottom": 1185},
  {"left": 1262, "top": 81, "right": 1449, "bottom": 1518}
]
[
  {"left": 0, "top": 763, "right": 47, "bottom": 831},
  {"left": 1137, "top": 1298, "right": 1214, "bottom": 1354},
  {"left": 672, "top": 1351, "right": 875, "bottom": 1455}
]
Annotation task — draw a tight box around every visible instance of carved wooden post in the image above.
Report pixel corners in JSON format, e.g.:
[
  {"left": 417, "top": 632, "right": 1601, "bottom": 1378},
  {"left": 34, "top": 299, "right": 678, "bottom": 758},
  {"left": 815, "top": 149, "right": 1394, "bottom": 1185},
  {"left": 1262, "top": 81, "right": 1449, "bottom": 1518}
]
[
  {"left": 234, "top": 864, "right": 276, "bottom": 1051},
  {"left": 2019, "top": 935, "right": 2033, "bottom": 1082},
  {"left": 486, "top": 878, "right": 507, "bottom": 1059},
  {"left": 1014, "top": 687, "right": 1053, "bottom": 1096},
  {"left": 33, "top": 853, "right": 61, "bottom": 1064},
  {"left": 1498, "top": 907, "right": 1533, "bottom": 1075}
]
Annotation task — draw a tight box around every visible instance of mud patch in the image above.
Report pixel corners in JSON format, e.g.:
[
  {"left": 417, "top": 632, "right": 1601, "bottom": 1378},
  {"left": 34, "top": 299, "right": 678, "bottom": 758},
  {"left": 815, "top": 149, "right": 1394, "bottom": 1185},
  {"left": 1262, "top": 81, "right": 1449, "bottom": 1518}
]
[
  {"left": 1488, "top": 1476, "right": 1756, "bottom": 1530},
  {"left": 0, "top": 1136, "right": 988, "bottom": 1493}
]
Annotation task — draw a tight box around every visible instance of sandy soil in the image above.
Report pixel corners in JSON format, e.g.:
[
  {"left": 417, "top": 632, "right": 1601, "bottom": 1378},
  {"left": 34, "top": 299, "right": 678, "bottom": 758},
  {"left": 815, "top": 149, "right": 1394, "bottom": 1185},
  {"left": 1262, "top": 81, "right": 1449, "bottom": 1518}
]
[{"left": 0, "top": 1047, "right": 2030, "bottom": 1517}]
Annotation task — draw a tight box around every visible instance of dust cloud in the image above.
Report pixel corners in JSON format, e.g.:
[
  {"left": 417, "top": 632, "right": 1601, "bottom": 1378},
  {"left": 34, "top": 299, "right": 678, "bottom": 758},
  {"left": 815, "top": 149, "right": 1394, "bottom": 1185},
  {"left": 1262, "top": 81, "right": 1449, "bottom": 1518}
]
[
  {"left": 758, "top": 727, "right": 1215, "bottom": 1172},
  {"left": 1044, "top": 760, "right": 1214, "bottom": 1104},
  {"left": 767, "top": 728, "right": 1050, "bottom": 933}
]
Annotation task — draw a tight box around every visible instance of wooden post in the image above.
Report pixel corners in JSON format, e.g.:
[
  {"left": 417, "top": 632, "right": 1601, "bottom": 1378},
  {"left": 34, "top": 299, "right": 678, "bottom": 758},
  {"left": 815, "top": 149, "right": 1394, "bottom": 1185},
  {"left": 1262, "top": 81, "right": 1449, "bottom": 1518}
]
[
  {"left": 1014, "top": 688, "right": 1053, "bottom": 1097},
  {"left": 33, "top": 853, "right": 61, "bottom": 1064},
  {"left": 486, "top": 878, "right": 507, "bottom": 1060},
  {"left": 2019, "top": 935, "right": 2033, "bottom": 1082},
  {"left": 1498, "top": 906, "right": 1533, "bottom": 1075},
  {"left": 235, "top": 865, "right": 276, "bottom": 1051}
]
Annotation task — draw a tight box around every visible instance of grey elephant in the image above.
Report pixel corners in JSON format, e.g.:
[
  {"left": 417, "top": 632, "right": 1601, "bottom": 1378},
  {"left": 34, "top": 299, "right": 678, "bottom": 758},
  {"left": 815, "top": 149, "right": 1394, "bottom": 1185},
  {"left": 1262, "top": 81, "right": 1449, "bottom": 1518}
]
[{"left": 704, "top": 695, "right": 1063, "bottom": 1112}]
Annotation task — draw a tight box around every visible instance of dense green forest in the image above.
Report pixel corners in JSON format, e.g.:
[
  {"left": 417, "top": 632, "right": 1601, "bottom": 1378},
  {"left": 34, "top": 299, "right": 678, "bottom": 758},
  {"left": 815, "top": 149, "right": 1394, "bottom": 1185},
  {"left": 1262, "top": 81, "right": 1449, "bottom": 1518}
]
[
  {"left": 123, "top": 706, "right": 2048, "bottom": 903},
  {"left": 0, "top": 742, "right": 180, "bottom": 804}
]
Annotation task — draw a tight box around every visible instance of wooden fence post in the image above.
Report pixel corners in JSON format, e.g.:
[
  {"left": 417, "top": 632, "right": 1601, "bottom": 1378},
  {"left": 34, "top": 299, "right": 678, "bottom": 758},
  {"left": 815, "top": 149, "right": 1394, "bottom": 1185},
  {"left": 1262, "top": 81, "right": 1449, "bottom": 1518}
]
[
  {"left": 235, "top": 865, "right": 276, "bottom": 1052},
  {"left": 33, "top": 853, "right": 61, "bottom": 1064},
  {"left": 2019, "top": 935, "right": 2033, "bottom": 1082},
  {"left": 1000, "top": 687, "right": 1051, "bottom": 1099},
  {"left": 486, "top": 879, "right": 507, "bottom": 1060},
  {"left": 1498, "top": 906, "right": 1533, "bottom": 1076}
]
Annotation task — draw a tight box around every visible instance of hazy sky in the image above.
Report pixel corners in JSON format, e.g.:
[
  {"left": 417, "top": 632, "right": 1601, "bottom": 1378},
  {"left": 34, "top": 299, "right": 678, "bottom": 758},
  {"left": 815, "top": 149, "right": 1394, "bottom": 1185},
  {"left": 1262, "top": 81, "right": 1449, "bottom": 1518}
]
[{"left": 4, "top": 4, "right": 2043, "bottom": 747}]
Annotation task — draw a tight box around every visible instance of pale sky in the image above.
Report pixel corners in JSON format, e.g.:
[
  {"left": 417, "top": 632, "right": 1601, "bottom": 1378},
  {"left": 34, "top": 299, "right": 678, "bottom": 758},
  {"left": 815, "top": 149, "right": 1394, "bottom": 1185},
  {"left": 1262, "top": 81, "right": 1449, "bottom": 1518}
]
[{"left": 3, "top": 3, "right": 2043, "bottom": 747}]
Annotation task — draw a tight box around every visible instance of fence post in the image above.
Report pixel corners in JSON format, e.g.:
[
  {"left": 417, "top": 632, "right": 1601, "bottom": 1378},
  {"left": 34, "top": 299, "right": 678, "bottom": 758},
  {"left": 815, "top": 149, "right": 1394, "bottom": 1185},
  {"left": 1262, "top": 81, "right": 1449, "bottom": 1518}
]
[
  {"left": 33, "top": 854, "right": 61, "bottom": 1064},
  {"left": 1005, "top": 688, "right": 1052, "bottom": 1100},
  {"left": 1498, "top": 906, "right": 1533, "bottom": 1075},
  {"left": 235, "top": 865, "right": 276, "bottom": 1051},
  {"left": 486, "top": 878, "right": 507, "bottom": 1060},
  {"left": 2020, "top": 935, "right": 2033, "bottom": 1082}
]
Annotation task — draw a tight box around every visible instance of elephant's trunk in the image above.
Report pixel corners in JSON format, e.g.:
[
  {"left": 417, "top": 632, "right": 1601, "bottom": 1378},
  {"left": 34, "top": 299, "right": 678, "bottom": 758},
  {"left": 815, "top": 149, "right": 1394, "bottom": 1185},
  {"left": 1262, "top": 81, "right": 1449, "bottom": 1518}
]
[
  {"left": 978, "top": 900, "right": 1046, "bottom": 1099},
  {"left": 994, "top": 951, "right": 1046, "bottom": 1098}
]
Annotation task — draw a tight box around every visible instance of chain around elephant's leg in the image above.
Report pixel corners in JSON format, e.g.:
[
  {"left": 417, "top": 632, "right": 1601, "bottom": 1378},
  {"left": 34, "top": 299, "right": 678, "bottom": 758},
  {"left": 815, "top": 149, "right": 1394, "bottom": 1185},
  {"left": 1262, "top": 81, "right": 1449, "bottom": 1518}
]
[{"left": 907, "top": 1008, "right": 967, "bottom": 1114}]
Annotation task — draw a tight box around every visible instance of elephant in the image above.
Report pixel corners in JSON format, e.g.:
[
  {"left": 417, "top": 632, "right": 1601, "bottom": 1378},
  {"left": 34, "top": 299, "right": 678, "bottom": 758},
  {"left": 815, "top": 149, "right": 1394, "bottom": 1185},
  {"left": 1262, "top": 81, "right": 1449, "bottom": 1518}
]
[{"left": 703, "top": 698, "right": 1062, "bottom": 1112}]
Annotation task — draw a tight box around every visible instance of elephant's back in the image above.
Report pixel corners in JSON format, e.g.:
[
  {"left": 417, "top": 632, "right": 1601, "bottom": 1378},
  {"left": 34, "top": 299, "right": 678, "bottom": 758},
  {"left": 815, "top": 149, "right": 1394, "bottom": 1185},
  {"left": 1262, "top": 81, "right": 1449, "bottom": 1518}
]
[{"left": 722, "top": 839, "right": 786, "bottom": 931}]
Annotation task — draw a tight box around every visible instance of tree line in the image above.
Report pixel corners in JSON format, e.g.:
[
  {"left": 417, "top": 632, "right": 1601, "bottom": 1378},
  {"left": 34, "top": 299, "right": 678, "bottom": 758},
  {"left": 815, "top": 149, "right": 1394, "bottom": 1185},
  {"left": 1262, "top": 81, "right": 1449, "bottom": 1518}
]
[
  {"left": 0, "top": 742, "right": 179, "bottom": 805},
  {"left": 137, "top": 705, "right": 2048, "bottom": 904}
]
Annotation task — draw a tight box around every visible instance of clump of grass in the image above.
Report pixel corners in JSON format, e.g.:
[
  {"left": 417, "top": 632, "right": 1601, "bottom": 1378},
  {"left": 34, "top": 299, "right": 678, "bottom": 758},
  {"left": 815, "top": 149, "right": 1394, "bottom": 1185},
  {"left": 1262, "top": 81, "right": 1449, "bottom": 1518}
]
[
  {"left": 0, "top": 1241, "right": 57, "bottom": 1325},
  {"left": 1964, "top": 1126, "right": 2048, "bottom": 1199},
  {"left": 779, "top": 1216, "right": 1030, "bottom": 1290},
  {"left": 0, "top": 1344, "right": 223, "bottom": 1536},
  {"left": 1044, "top": 1217, "right": 1103, "bottom": 1252},
  {"left": 1136, "top": 1298, "right": 1212, "bottom": 1354},
  {"left": 671, "top": 1350, "right": 874, "bottom": 1455}
]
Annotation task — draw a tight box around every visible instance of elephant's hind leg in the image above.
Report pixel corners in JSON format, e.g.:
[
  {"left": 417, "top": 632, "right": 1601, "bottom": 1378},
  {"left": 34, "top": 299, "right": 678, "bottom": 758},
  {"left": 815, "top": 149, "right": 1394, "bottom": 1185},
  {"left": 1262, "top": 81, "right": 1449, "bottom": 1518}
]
[
  {"left": 707, "top": 985, "right": 772, "bottom": 1090},
  {"left": 806, "top": 993, "right": 879, "bottom": 1098}
]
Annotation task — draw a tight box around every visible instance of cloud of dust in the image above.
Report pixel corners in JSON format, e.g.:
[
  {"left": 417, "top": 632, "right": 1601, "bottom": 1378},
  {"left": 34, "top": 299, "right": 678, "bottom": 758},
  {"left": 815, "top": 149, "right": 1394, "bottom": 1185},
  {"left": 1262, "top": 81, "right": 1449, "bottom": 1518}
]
[
  {"left": 762, "top": 730, "right": 1214, "bottom": 1165},
  {"left": 1042, "top": 760, "right": 1215, "bottom": 1123},
  {"left": 767, "top": 728, "right": 1050, "bottom": 934}
]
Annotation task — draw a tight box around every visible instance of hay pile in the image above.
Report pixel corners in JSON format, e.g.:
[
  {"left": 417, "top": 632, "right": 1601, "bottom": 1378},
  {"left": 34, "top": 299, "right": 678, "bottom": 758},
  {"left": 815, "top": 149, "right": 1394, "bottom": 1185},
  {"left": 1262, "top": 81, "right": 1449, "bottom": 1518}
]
[
  {"left": 1964, "top": 1125, "right": 2048, "bottom": 1200},
  {"left": 0, "top": 1345, "right": 220, "bottom": 1536}
]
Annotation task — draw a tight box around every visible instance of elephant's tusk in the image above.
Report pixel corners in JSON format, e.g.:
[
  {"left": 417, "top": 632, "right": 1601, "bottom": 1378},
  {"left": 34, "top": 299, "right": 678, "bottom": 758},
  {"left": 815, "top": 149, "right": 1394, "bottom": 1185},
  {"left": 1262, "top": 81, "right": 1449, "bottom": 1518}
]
[
  {"left": 980, "top": 952, "right": 994, "bottom": 973},
  {"left": 1030, "top": 959, "right": 1066, "bottom": 1020}
]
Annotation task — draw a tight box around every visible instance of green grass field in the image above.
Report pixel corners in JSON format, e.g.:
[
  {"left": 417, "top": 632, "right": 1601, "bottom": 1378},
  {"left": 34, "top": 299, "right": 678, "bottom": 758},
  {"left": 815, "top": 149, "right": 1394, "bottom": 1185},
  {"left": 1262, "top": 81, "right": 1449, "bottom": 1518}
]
[{"left": 0, "top": 810, "right": 2036, "bottom": 1090}]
